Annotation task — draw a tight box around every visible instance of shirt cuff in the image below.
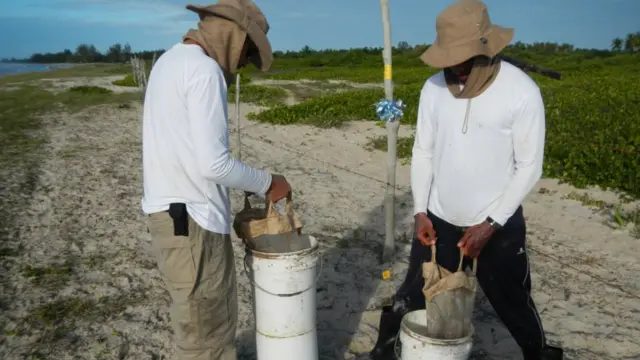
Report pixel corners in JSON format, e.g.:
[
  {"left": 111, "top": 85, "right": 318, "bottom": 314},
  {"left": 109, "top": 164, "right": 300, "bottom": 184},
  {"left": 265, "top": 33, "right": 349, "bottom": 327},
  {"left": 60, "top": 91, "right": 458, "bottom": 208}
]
[
  {"left": 413, "top": 204, "right": 428, "bottom": 216},
  {"left": 487, "top": 211, "right": 509, "bottom": 227}
]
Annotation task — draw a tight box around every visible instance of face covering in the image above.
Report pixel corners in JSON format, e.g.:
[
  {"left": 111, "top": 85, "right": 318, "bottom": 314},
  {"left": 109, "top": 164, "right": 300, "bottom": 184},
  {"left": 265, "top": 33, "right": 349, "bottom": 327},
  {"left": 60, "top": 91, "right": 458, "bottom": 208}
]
[
  {"left": 183, "top": 16, "right": 247, "bottom": 86},
  {"left": 444, "top": 56, "right": 501, "bottom": 99}
]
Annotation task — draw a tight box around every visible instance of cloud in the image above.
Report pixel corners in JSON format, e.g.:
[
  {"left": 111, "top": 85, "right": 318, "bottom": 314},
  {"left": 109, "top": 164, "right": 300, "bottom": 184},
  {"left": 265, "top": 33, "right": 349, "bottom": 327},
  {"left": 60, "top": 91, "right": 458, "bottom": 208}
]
[
  {"left": 0, "top": 0, "right": 336, "bottom": 36},
  {"left": 1, "top": 0, "right": 195, "bottom": 33}
]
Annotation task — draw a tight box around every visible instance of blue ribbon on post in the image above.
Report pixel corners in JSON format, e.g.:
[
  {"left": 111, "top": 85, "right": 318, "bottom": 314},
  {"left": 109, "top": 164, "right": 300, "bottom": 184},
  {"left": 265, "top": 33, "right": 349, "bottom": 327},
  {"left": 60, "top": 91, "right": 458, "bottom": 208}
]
[{"left": 374, "top": 99, "right": 406, "bottom": 123}]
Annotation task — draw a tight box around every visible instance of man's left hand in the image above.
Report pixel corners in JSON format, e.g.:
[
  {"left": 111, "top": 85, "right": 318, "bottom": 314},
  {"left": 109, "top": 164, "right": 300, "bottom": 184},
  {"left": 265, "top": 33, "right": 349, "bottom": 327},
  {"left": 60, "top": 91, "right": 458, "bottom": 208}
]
[{"left": 457, "top": 221, "right": 496, "bottom": 258}]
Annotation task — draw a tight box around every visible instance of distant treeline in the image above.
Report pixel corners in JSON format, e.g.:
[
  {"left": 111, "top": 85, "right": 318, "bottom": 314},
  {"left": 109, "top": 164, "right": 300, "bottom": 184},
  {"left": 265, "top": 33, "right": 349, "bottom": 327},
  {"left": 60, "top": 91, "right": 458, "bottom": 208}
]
[
  {"left": 1, "top": 43, "right": 163, "bottom": 64},
  {"left": 2, "top": 32, "right": 638, "bottom": 64}
]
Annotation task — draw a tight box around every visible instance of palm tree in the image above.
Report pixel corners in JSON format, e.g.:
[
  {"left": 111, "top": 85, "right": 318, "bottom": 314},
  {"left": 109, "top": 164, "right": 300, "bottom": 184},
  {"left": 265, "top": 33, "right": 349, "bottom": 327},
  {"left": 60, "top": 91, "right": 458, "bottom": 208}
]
[
  {"left": 624, "top": 32, "right": 640, "bottom": 53},
  {"left": 611, "top": 37, "right": 623, "bottom": 52}
]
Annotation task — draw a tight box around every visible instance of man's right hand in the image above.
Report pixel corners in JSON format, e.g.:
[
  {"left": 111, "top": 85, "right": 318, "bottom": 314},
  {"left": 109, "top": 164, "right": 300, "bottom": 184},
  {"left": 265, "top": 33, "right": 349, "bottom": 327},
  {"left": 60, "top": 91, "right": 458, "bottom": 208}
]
[
  {"left": 266, "top": 174, "right": 291, "bottom": 202},
  {"left": 415, "top": 212, "right": 437, "bottom": 246}
]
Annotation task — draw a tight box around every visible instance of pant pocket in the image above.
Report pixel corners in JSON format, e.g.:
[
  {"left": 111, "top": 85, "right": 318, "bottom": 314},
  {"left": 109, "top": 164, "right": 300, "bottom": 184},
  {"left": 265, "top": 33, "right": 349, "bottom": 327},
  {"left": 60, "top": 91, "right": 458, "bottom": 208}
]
[{"left": 148, "top": 214, "right": 197, "bottom": 288}]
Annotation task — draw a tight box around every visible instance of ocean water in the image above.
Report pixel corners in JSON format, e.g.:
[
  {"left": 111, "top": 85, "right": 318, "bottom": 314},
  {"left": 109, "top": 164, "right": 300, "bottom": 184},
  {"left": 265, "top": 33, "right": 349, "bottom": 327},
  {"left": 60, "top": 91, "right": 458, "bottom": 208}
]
[{"left": 0, "top": 62, "right": 73, "bottom": 77}]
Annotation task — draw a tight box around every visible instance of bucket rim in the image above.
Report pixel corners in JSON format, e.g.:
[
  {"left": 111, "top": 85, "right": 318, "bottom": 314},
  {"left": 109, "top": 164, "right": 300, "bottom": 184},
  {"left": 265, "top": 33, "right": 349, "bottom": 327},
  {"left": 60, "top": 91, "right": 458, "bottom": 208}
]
[
  {"left": 245, "top": 235, "right": 319, "bottom": 259},
  {"left": 400, "top": 309, "right": 475, "bottom": 345}
]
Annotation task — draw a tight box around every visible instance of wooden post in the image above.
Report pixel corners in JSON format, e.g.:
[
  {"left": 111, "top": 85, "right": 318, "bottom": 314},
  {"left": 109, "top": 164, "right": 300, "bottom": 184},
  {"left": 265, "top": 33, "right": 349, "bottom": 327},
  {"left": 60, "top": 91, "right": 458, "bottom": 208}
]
[
  {"left": 379, "top": 0, "right": 399, "bottom": 263},
  {"left": 236, "top": 73, "right": 241, "bottom": 160}
]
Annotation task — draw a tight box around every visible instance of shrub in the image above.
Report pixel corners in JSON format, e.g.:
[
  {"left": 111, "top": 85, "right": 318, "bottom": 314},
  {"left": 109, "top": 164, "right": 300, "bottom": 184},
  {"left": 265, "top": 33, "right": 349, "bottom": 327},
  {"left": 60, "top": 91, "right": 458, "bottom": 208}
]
[
  {"left": 247, "top": 57, "right": 640, "bottom": 197},
  {"left": 247, "top": 84, "right": 421, "bottom": 127},
  {"left": 112, "top": 74, "right": 137, "bottom": 87},
  {"left": 68, "top": 86, "right": 112, "bottom": 94},
  {"left": 227, "top": 85, "right": 287, "bottom": 106},
  {"left": 365, "top": 74, "right": 640, "bottom": 197}
]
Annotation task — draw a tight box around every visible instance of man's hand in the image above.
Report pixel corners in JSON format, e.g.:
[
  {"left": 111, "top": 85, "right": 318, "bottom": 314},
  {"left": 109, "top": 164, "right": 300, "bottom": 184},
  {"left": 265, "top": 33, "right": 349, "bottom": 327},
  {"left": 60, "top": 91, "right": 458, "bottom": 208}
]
[
  {"left": 266, "top": 174, "right": 291, "bottom": 202},
  {"left": 457, "top": 221, "right": 496, "bottom": 258},
  {"left": 415, "top": 212, "right": 437, "bottom": 246}
]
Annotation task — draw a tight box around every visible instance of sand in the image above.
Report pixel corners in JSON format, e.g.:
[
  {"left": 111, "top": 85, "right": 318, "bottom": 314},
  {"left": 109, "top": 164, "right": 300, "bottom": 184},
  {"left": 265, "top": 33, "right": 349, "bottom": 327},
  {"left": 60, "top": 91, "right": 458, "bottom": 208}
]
[{"left": 1, "top": 77, "right": 639, "bottom": 360}]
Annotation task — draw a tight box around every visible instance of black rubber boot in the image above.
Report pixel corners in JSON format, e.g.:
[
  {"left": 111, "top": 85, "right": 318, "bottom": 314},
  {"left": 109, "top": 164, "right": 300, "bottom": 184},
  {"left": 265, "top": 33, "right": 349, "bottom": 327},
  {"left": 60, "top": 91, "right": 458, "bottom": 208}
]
[
  {"left": 523, "top": 345, "right": 564, "bottom": 360},
  {"left": 368, "top": 306, "right": 402, "bottom": 360},
  {"left": 367, "top": 296, "right": 416, "bottom": 360}
]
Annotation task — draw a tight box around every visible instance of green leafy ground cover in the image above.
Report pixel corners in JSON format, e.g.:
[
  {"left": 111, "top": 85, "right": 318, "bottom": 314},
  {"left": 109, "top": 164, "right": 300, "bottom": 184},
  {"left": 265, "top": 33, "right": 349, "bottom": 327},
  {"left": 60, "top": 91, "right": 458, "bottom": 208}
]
[
  {"left": 227, "top": 83, "right": 287, "bottom": 106},
  {"left": 112, "top": 74, "right": 137, "bottom": 87},
  {"left": 245, "top": 47, "right": 640, "bottom": 197},
  {"left": 110, "top": 72, "right": 286, "bottom": 105}
]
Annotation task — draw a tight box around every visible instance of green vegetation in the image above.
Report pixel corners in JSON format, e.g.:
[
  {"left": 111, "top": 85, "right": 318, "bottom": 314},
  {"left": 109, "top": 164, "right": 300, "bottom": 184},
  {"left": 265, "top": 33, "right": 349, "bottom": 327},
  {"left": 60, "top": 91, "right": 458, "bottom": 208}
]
[
  {"left": 68, "top": 85, "right": 112, "bottom": 94},
  {"left": 0, "top": 64, "right": 130, "bottom": 86},
  {"left": 5, "top": 38, "right": 637, "bottom": 197},
  {"left": 21, "top": 262, "right": 74, "bottom": 288},
  {"left": 243, "top": 41, "right": 640, "bottom": 198},
  {"left": 563, "top": 191, "right": 640, "bottom": 237},
  {"left": 112, "top": 73, "right": 137, "bottom": 87},
  {"left": 227, "top": 83, "right": 288, "bottom": 106},
  {"left": 109, "top": 70, "right": 285, "bottom": 105}
]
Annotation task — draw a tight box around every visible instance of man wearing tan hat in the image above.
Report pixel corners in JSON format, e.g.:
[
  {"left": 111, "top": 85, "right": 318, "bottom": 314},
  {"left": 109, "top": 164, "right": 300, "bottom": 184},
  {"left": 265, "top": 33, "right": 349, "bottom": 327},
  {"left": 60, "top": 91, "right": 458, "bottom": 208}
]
[
  {"left": 366, "top": 1, "right": 563, "bottom": 360},
  {"left": 141, "top": 1, "right": 290, "bottom": 359}
]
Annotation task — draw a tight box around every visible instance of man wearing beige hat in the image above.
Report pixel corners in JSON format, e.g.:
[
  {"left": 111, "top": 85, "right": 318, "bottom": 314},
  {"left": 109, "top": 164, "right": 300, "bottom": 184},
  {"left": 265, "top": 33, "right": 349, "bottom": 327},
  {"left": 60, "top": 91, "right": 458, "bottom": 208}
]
[
  {"left": 366, "top": 1, "right": 563, "bottom": 360},
  {"left": 141, "top": 1, "right": 290, "bottom": 359}
]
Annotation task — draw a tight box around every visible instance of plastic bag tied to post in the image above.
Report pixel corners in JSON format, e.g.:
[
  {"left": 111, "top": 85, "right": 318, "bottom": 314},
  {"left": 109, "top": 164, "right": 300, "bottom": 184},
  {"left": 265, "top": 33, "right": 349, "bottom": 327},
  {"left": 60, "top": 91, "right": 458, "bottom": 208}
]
[
  {"left": 421, "top": 245, "right": 478, "bottom": 340},
  {"left": 233, "top": 192, "right": 310, "bottom": 254}
]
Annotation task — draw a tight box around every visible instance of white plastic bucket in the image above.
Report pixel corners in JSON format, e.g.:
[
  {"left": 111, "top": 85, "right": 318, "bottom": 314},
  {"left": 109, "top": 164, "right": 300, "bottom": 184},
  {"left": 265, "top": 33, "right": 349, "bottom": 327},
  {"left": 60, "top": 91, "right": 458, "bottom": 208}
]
[
  {"left": 399, "top": 309, "right": 473, "bottom": 360},
  {"left": 244, "top": 234, "right": 321, "bottom": 360}
]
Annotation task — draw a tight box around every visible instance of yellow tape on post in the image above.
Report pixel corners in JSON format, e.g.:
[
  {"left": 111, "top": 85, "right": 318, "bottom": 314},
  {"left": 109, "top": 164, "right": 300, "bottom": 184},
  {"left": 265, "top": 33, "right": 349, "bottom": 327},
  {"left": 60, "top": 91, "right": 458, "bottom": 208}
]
[{"left": 383, "top": 64, "right": 392, "bottom": 80}]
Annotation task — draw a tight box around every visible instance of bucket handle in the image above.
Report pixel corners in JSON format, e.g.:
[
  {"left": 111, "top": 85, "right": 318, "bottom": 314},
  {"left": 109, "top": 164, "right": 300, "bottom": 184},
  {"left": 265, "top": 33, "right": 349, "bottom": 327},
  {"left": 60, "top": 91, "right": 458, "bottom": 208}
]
[
  {"left": 430, "top": 244, "right": 477, "bottom": 275},
  {"left": 394, "top": 331, "right": 401, "bottom": 359},
  {"left": 243, "top": 250, "right": 324, "bottom": 298}
]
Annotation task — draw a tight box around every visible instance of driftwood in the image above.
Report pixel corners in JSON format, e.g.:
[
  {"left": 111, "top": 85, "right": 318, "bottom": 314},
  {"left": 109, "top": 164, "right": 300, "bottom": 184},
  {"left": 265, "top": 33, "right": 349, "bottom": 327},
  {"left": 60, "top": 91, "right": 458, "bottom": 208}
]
[{"left": 498, "top": 54, "right": 562, "bottom": 80}]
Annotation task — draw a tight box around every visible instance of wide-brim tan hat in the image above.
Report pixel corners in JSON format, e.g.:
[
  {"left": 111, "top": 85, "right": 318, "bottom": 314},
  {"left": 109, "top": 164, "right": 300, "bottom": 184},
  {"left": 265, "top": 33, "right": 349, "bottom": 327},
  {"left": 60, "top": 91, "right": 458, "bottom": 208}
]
[
  {"left": 421, "top": 0, "right": 514, "bottom": 69},
  {"left": 186, "top": 0, "right": 273, "bottom": 71}
]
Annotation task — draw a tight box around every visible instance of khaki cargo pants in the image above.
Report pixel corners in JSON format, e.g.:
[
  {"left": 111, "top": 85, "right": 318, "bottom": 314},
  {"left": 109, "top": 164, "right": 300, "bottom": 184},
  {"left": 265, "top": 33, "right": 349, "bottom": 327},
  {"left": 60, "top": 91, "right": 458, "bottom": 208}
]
[{"left": 147, "top": 212, "right": 238, "bottom": 360}]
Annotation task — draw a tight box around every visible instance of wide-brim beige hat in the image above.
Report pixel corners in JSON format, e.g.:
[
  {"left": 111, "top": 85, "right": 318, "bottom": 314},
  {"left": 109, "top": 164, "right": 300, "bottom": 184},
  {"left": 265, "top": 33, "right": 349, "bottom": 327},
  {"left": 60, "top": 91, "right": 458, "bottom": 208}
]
[
  {"left": 186, "top": 0, "right": 273, "bottom": 71},
  {"left": 421, "top": 0, "right": 514, "bottom": 69}
]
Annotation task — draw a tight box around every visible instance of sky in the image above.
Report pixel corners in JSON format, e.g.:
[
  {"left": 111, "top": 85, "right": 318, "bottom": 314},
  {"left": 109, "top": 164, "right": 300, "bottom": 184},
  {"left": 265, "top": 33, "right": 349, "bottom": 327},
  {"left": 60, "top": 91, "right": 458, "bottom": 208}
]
[{"left": 0, "top": 0, "right": 638, "bottom": 59}]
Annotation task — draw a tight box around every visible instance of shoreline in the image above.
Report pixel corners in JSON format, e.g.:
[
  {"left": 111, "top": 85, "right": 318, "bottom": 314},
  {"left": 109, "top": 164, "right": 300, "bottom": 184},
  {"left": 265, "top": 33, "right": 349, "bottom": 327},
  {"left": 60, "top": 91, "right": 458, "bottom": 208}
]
[{"left": 0, "top": 62, "right": 82, "bottom": 78}]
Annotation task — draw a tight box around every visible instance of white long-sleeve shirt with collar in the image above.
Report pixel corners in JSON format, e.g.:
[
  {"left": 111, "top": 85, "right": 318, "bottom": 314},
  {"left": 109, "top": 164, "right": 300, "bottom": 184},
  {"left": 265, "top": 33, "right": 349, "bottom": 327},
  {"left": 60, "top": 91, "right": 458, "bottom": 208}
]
[
  {"left": 411, "top": 61, "right": 546, "bottom": 227},
  {"left": 141, "top": 43, "right": 272, "bottom": 234}
]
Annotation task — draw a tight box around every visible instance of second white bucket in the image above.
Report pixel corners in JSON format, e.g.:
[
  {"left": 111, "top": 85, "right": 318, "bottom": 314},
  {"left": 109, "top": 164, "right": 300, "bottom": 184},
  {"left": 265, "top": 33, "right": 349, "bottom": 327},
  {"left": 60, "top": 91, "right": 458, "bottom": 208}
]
[
  {"left": 399, "top": 309, "right": 474, "bottom": 360},
  {"left": 245, "top": 234, "right": 320, "bottom": 360}
]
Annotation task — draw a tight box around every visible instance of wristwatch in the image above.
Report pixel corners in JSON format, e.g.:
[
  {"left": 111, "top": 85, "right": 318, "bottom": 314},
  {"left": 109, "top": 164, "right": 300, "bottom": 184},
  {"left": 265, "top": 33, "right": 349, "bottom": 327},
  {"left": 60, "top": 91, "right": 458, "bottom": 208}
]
[{"left": 486, "top": 216, "right": 503, "bottom": 230}]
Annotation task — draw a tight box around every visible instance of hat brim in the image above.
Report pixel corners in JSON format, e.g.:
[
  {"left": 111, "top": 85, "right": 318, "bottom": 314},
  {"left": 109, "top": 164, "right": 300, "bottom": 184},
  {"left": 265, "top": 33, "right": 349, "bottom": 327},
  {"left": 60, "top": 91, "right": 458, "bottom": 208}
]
[
  {"left": 244, "top": 22, "right": 272, "bottom": 72},
  {"left": 421, "top": 25, "right": 514, "bottom": 68},
  {"left": 186, "top": 4, "right": 273, "bottom": 72}
]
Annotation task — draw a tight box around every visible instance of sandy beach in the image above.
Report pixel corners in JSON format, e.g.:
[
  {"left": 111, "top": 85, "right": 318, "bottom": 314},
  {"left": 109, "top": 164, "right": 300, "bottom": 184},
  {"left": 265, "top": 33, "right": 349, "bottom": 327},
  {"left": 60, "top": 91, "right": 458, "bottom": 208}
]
[{"left": 1, "top": 75, "right": 639, "bottom": 360}]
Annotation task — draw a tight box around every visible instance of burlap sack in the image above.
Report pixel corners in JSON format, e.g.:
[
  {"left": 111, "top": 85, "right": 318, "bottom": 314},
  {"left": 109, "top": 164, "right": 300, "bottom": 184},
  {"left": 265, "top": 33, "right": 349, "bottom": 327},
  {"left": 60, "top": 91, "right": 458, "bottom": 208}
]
[
  {"left": 233, "top": 192, "right": 303, "bottom": 252},
  {"left": 421, "top": 245, "right": 477, "bottom": 340}
]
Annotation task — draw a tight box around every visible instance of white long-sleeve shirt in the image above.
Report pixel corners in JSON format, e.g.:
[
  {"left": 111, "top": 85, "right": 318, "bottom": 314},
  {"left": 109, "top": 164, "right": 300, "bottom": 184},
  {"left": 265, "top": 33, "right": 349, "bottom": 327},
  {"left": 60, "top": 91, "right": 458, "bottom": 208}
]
[
  {"left": 411, "top": 61, "right": 545, "bottom": 227},
  {"left": 141, "top": 43, "right": 271, "bottom": 234}
]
